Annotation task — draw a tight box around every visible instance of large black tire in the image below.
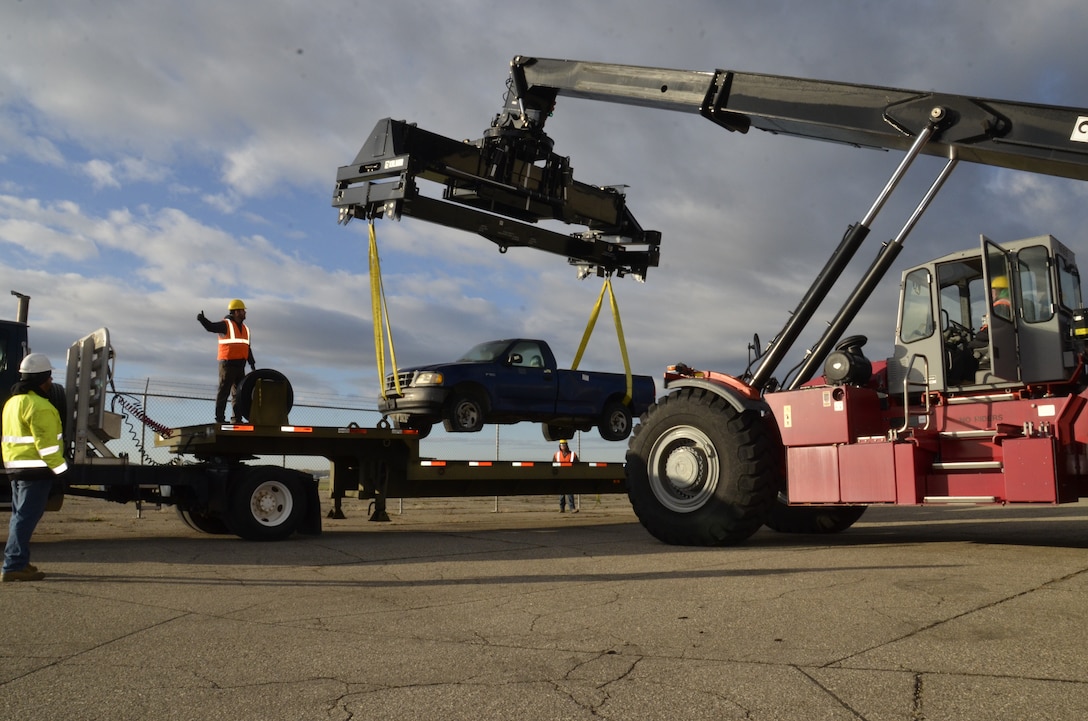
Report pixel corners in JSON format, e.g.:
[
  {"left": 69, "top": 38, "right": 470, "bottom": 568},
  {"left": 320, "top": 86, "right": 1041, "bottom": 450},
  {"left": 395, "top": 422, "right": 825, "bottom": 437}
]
[
  {"left": 175, "top": 505, "right": 231, "bottom": 535},
  {"left": 443, "top": 388, "right": 486, "bottom": 433},
  {"left": 625, "top": 388, "right": 779, "bottom": 546},
  {"left": 227, "top": 466, "right": 309, "bottom": 541},
  {"left": 234, "top": 369, "right": 294, "bottom": 422},
  {"left": 764, "top": 503, "right": 867, "bottom": 534},
  {"left": 598, "top": 399, "right": 633, "bottom": 442},
  {"left": 48, "top": 382, "right": 68, "bottom": 432}
]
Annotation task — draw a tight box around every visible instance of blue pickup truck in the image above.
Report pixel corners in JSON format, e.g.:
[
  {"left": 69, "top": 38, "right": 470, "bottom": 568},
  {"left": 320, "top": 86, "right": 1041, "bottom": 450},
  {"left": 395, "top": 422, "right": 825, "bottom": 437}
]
[{"left": 378, "top": 339, "right": 655, "bottom": 441}]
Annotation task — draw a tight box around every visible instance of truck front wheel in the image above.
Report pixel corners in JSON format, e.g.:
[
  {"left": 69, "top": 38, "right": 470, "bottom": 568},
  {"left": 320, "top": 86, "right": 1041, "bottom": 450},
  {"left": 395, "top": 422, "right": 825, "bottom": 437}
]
[
  {"left": 625, "top": 388, "right": 778, "bottom": 546},
  {"left": 227, "top": 466, "right": 309, "bottom": 541},
  {"left": 443, "top": 390, "right": 486, "bottom": 433}
]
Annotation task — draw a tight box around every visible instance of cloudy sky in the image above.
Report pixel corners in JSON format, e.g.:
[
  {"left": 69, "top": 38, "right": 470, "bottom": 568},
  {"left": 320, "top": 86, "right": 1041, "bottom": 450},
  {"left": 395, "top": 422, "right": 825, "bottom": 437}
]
[{"left": 3, "top": 0, "right": 1087, "bottom": 461}]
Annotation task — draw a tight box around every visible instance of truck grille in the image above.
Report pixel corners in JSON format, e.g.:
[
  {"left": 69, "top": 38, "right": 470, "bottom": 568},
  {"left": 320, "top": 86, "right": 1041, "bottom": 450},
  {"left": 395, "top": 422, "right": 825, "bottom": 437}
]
[{"left": 385, "top": 371, "right": 415, "bottom": 393}]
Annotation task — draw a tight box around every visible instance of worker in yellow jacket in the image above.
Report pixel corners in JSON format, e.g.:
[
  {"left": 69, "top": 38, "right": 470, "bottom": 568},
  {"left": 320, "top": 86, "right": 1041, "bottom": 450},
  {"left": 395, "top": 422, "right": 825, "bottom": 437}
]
[{"left": 2, "top": 353, "right": 67, "bottom": 582}]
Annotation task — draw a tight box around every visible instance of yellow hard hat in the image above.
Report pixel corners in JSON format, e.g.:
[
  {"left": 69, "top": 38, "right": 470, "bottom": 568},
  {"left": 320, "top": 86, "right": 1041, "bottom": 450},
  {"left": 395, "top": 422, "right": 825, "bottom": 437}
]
[
  {"left": 991, "top": 276, "right": 1009, "bottom": 289},
  {"left": 228, "top": 299, "right": 247, "bottom": 311},
  {"left": 559, "top": 440, "right": 569, "bottom": 445}
]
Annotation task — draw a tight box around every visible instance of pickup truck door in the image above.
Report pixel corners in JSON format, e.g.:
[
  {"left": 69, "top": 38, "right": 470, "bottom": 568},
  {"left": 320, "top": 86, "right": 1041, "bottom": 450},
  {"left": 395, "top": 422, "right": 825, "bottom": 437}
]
[{"left": 491, "top": 341, "right": 557, "bottom": 413}]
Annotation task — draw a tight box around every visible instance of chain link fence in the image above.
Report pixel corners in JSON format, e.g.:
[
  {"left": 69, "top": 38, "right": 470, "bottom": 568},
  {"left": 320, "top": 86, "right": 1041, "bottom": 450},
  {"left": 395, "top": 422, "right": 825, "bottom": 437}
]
[{"left": 105, "top": 376, "right": 383, "bottom": 470}]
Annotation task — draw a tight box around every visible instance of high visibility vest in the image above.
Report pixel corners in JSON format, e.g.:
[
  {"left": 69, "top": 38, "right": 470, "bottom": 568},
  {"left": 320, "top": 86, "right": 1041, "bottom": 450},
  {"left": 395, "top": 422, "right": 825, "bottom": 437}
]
[
  {"left": 2, "top": 391, "right": 68, "bottom": 475},
  {"left": 553, "top": 450, "right": 577, "bottom": 463},
  {"left": 217, "top": 318, "right": 251, "bottom": 361}
]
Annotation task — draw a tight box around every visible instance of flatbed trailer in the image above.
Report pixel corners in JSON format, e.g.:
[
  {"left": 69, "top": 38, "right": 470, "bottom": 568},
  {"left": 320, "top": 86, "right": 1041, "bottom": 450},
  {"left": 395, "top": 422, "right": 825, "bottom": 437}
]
[
  {"left": 154, "top": 421, "right": 626, "bottom": 519},
  {"left": 4, "top": 317, "right": 626, "bottom": 541}
]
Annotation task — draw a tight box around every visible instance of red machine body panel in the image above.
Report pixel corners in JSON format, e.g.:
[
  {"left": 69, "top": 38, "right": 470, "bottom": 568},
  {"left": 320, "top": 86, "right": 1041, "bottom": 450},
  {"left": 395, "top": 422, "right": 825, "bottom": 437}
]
[{"left": 767, "top": 383, "right": 1088, "bottom": 507}]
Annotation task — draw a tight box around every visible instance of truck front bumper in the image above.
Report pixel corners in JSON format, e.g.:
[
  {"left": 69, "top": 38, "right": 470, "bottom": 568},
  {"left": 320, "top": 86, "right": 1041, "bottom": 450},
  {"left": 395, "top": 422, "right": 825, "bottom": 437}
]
[{"left": 377, "top": 387, "right": 450, "bottom": 419}]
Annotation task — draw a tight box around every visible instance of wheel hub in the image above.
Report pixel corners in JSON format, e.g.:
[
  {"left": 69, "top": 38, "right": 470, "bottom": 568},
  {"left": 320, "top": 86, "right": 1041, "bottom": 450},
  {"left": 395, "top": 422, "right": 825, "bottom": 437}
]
[
  {"left": 646, "top": 424, "right": 721, "bottom": 513},
  {"left": 664, "top": 446, "right": 706, "bottom": 492},
  {"left": 250, "top": 482, "right": 292, "bottom": 526}
]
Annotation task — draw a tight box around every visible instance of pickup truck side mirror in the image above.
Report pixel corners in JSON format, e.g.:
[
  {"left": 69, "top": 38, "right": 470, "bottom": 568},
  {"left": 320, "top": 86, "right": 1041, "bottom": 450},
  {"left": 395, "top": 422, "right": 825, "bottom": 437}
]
[{"left": 507, "top": 353, "right": 523, "bottom": 366}]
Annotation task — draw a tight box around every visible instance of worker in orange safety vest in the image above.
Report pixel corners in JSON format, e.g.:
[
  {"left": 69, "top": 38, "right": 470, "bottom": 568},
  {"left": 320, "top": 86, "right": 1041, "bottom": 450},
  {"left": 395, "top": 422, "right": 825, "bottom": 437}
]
[
  {"left": 554, "top": 439, "right": 579, "bottom": 512},
  {"left": 198, "top": 299, "right": 256, "bottom": 424}
]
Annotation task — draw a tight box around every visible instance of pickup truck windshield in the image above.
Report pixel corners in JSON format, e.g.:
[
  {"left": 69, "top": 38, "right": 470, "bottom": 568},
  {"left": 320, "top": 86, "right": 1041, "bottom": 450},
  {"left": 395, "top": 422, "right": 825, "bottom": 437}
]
[{"left": 457, "top": 340, "right": 511, "bottom": 362}]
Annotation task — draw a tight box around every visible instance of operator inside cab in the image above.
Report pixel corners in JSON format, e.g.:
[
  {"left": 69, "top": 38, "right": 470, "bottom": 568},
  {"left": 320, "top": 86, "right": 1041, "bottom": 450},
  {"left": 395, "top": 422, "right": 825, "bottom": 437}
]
[{"left": 967, "top": 275, "right": 1013, "bottom": 372}]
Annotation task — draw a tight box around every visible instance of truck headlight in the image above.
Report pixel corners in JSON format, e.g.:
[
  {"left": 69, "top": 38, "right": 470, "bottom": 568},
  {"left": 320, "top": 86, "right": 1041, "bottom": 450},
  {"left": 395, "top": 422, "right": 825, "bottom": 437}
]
[{"left": 413, "top": 371, "right": 444, "bottom": 386}]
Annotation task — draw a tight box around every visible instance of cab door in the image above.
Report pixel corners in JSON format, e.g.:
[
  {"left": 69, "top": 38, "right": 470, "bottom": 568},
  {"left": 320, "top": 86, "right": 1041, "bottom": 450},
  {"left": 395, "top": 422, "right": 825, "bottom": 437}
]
[
  {"left": 491, "top": 340, "right": 557, "bottom": 414},
  {"left": 981, "top": 236, "right": 1020, "bottom": 383}
]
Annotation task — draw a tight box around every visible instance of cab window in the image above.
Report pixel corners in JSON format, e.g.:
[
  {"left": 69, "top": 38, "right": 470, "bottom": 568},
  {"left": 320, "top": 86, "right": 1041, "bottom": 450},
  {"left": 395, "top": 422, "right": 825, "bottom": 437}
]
[
  {"left": 510, "top": 341, "right": 545, "bottom": 368},
  {"left": 1016, "top": 245, "right": 1053, "bottom": 323},
  {"left": 1058, "top": 255, "right": 1082, "bottom": 310},
  {"left": 899, "top": 268, "right": 934, "bottom": 342}
]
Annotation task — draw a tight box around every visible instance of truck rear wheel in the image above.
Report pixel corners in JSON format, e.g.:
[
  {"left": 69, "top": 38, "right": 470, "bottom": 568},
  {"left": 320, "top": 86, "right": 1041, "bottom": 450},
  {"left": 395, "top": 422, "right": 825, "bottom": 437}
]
[
  {"left": 764, "top": 503, "right": 867, "bottom": 534},
  {"left": 625, "top": 388, "right": 778, "bottom": 546},
  {"left": 598, "top": 399, "right": 633, "bottom": 441},
  {"left": 227, "top": 466, "right": 308, "bottom": 541}
]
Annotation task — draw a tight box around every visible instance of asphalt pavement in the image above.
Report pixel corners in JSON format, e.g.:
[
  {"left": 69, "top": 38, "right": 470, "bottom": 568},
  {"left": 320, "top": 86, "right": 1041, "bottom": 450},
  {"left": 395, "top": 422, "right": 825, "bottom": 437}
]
[{"left": 2, "top": 493, "right": 1088, "bottom": 720}]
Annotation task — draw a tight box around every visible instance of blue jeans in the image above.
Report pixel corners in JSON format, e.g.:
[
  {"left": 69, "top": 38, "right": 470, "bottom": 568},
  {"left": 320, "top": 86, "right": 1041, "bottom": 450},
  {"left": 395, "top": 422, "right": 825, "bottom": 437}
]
[
  {"left": 4, "top": 478, "right": 53, "bottom": 573},
  {"left": 560, "top": 494, "right": 576, "bottom": 510}
]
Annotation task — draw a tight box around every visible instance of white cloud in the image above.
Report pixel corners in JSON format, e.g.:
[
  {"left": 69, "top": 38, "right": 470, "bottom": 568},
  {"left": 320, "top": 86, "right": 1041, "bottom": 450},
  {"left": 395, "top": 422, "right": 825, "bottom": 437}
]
[
  {"left": 1, "top": 0, "right": 1087, "bottom": 461},
  {"left": 83, "top": 159, "right": 120, "bottom": 189}
]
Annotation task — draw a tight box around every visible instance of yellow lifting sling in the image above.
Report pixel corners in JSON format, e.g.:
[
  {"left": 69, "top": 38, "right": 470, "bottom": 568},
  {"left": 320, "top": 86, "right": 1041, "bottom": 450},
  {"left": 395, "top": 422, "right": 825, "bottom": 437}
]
[
  {"left": 570, "top": 275, "right": 633, "bottom": 405},
  {"left": 368, "top": 221, "right": 401, "bottom": 399}
]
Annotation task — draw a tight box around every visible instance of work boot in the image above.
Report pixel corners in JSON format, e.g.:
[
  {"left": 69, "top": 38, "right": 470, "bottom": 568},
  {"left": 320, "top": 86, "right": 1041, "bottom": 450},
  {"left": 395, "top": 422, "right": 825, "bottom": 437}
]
[{"left": 2, "top": 567, "right": 46, "bottom": 582}]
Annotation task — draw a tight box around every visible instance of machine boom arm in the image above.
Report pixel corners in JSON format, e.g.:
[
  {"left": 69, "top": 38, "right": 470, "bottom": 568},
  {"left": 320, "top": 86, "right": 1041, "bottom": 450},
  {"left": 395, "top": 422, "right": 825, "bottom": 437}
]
[
  {"left": 334, "top": 56, "right": 1088, "bottom": 387},
  {"left": 510, "top": 56, "right": 1088, "bottom": 181}
]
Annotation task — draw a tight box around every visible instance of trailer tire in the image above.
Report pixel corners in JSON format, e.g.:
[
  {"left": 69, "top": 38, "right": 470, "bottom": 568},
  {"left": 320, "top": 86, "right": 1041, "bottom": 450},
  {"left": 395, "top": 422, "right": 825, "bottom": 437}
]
[
  {"left": 598, "top": 399, "right": 633, "bottom": 441},
  {"left": 227, "top": 466, "right": 308, "bottom": 541},
  {"left": 234, "top": 369, "right": 294, "bottom": 422},
  {"left": 176, "top": 506, "right": 231, "bottom": 535},
  {"left": 625, "top": 388, "right": 778, "bottom": 546},
  {"left": 764, "top": 503, "right": 867, "bottom": 534}
]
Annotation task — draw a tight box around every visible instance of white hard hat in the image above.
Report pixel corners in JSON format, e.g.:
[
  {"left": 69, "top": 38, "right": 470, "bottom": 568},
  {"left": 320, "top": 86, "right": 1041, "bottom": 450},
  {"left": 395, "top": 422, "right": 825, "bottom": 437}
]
[{"left": 19, "top": 353, "right": 53, "bottom": 374}]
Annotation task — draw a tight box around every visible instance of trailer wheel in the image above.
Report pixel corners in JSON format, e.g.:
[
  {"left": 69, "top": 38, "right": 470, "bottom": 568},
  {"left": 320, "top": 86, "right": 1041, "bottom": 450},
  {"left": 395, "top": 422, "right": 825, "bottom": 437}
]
[
  {"left": 598, "top": 399, "right": 633, "bottom": 441},
  {"left": 227, "top": 466, "right": 308, "bottom": 541},
  {"left": 443, "top": 389, "right": 486, "bottom": 433},
  {"left": 625, "top": 388, "right": 778, "bottom": 546},
  {"left": 764, "top": 503, "right": 867, "bottom": 534},
  {"left": 175, "top": 506, "right": 231, "bottom": 535}
]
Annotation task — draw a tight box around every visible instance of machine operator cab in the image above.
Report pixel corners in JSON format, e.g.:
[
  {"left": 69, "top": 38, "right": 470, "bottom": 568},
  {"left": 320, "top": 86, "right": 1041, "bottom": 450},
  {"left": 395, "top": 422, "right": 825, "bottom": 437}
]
[{"left": 889, "top": 235, "right": 1084, "bottom": 394}]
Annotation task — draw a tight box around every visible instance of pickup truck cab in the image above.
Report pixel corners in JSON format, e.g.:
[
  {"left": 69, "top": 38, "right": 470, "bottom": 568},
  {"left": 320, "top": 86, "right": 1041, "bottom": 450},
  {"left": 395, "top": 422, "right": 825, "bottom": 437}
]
[{"left": 379, "top": 338, "right": 655, "bottom": 441}]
